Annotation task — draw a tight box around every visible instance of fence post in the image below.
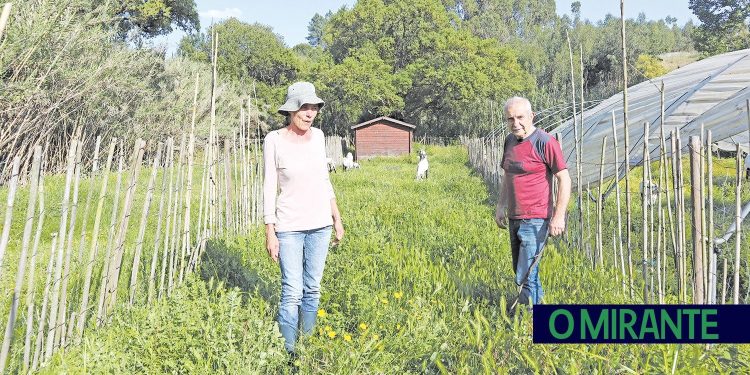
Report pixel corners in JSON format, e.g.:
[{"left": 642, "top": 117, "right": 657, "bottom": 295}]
[{"left": 689, "top": 136, "right": 704, "bottom": 304}]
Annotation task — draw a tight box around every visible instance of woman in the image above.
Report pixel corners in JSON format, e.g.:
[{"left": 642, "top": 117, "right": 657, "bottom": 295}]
[{"left": 263, "top": 81, "right": 345, "bottom": 353}]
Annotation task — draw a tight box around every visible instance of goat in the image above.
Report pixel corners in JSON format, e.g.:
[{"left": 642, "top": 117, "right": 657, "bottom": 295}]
[
  {"left": 343, "top": 152, "right": 359, "bottom": 170},
  {"left": 326, "top": 157, "right": 336, "bottom": 173},
  {"left": 416, "top": 149, "right": 429, "bottom": 180},
  {"left": 640, "top": 179, "right": 660, "bottom": 207}
]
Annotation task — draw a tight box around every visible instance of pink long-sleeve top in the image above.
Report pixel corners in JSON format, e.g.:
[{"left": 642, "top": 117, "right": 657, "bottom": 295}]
[{"left": 263, "top": 127, "right": 335, "bottom": 232}]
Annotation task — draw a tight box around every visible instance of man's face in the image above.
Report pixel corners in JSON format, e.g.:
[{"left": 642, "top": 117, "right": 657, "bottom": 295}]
[{"left": 505, "top": 103, "right": 534, "bottom": 139}]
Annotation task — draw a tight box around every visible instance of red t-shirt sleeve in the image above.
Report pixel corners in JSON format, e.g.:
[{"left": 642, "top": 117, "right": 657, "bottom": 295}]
[{"left": 544, "top": 137, "right": 567, "bottom": 174}]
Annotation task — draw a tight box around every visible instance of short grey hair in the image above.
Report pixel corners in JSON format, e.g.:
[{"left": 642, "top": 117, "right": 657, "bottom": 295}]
[{"left": 503, "top": 96, "right": 533, "bottom": 114}]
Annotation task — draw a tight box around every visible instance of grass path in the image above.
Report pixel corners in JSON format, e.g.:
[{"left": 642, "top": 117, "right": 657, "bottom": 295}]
[{"left": 42, "top": 145, "right": 749, "bottom": 373}]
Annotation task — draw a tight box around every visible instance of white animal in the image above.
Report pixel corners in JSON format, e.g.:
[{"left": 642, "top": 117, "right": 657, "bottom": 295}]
[
  {"left": 640, "top": 179, "right": 660, "bottom": 207},
  {"left": 416, "top": 149, "right": 429, "bottom": 180},
  {"left": 343, "top": 152, "right": 359, "bottom": 170},
  {"left": 326, "top": 157, "right": 336, "bottom": 173}
]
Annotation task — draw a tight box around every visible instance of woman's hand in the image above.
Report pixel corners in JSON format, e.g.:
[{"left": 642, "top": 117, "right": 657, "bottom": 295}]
[
  {"left": 265, "top": 225, "right": 279, "bottom": 263},
  {"left": 332, "top": 218, "right": 345, "bottom": 246}
]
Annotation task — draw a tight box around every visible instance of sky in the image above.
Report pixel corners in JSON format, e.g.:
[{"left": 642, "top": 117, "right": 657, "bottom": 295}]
[{"left": 152, "top": 0, "right": 696, "bottom": 54}]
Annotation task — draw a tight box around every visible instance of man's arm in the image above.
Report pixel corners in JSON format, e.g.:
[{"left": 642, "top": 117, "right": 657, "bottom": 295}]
[
  {"left": 495, "top": 176, "right": 508, "bottom": 229},
  {"left": 549, "top": 169, "right": 571, "bottom": 236}
]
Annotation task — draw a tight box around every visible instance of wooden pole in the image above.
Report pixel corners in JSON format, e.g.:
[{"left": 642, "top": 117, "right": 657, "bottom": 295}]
[
  {"left": 722, "top": 257, "right": 728, "bottom": 304},
  {"left": 76, "top": 139, "right": 116, "bottom": 342},
  {"left": 36, "top": 233, "right": 57, "bottom": 366},
  {"left": 565, "top": 31, "right": 583, "bottom": 252},
  {"left": 690, "top": 136, "right": 704, "bottom": 304},
  {"left": 96, "top": 140, "right": 125, "bottom": 326},
  {"left": 0, "top": 156, "right": 20, "bottom": 279},
  {"left": 56, "top": 138, "right": 84, "bottom": 349},
  {"left": 734, "top": 143, "right": 743, "bottom": 304},
  {"left": 706, "top": 131, "right": 716, "bottom": 303},
  {"left": 23, "top": 174, "right": 44, "bottom": 372},
  {"left": 129, "top": 142, "right": 164, "bottom": 305},
  {"left": 45, "top": 139, "right": 77, "bottom": 359},
  {"left": 103, "top": 139, "right": 146, "bottom": 318},
  {"left": 158, "top": 139, "right": 176, "bottom": 300},
  {"left": 147, "top": 139, "right": 170, "bottom": 304},
  {"left": 597, "top": 136, "right": 607, "bottom": 268},
  {"left": 612, "top": 112, "right": 627, "bottom": 293},
  {"left": 621, "top": 0, "right": 633, "bottom": 299},
  {"left": 77, "top": 136, "right": 102, "bottom": 262},
  {"left": 642, "top": 122, "right": 650, "bottom": 303},
  {"left": 0, "top": 3, "right": 12, "bottom": 44},
  {"left": 0, "top": 147, "right": 41, "bottom": 373}
]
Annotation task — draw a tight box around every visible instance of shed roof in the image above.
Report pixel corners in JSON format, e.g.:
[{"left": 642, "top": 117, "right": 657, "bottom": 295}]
[
  {"left": 351, "top": 116, "right": 416, "bottom": 130},
  {"left": 548, "top": 48, "right": 750, "bottom": 189}
]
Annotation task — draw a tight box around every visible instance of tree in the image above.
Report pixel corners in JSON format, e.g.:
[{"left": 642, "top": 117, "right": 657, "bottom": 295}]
[
  {"left": 114, "top": 0, "right": 199, "bottom": 42},
  {"left": 307, "top": 11, "right": 333, "bottom": 47},
  {"left": 178, "top": 18, "right": 300, "bottom": 85},
  {"left": 689, "top": 0, "right": 750, "bottom": 54}
]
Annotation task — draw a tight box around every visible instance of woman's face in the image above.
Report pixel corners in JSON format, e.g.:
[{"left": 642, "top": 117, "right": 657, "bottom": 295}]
[{"left": 289, "top": 103, "right": 320, "bottom": 132}]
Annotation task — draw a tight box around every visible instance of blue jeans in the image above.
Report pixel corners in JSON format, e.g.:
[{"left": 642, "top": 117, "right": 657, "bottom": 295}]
[
  {"left": 276, "top": 226, "right": 332, "bottom": 350},
  {"left": 509, "top": 218, "right": 549, "bottom": 305}
]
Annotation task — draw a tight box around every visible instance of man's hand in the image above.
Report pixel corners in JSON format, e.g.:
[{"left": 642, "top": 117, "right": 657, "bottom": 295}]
[
  {"left": 495, "top": 205, "right": 508, "bottom": 229},
  {"left": 549, "top": 214, "right": 565, "bottom": 237}
]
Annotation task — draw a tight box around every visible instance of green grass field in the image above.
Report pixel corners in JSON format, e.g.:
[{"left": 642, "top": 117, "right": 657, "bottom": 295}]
[{"left": 27, "top": 145, "right": 749, "bottom": 373}]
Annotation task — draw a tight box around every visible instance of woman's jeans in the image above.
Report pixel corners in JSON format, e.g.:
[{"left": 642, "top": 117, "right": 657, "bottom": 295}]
[
  {"left": 276, "top": 225, "right": 332, "bottom": 352},
  {"left": 509, "top": 218, "right": 549, "bottom": 306}
]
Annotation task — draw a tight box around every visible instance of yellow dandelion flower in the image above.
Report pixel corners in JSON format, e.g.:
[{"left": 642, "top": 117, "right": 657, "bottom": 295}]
[
  {"left": 344, "top": 333, "right": 352, "bottom": 342},
  {"left": 380, "top": 298, "right": 389, "bottom": 304},
  {"left": 372, "top": 334, "right": 380, "bottom": 341},
  {"left": 397, "top": 324, "right": 401, "bottom": 330},
  {"left": 359, "top": 322, "right": 368, "bottom": 331},
  {"left": 318, "top": 328, "right": 324, "bottom": 336},
  {"left": 393, "top": 291, "right": 403, "bottom": 299},
  {"left": 324, "top": 325, "right": 332, "bottom": 332},
  {"left": 317, "top": 309, "right": 327, "bottom": 318},
  {"left": 327, "top": 330, "right": 337, "bottom": 339}
]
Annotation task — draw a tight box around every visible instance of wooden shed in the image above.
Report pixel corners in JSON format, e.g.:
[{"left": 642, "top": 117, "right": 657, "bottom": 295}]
[{"left": 351, "top": 116, "right": 415, "bottom": 160}]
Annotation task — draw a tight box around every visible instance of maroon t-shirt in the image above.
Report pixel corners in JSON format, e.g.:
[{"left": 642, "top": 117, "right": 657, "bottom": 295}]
[{"left": 501, "top": 128, "right": 567, "bottom": 219}]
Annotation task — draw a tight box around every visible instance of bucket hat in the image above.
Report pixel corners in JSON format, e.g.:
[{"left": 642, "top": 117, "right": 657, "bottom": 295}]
[{"left": 277, "top": 81, "right": 325, "bottom": 115}]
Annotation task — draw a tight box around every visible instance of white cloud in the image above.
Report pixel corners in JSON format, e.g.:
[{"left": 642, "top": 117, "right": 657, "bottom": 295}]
[{"left": 199, "top": 8, "right": 243, "bottom": 20}]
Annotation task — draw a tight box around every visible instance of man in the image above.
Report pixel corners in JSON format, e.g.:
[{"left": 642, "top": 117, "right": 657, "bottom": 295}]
[{"left": 495, "top": 97, "right": 571, "bottom": 308}]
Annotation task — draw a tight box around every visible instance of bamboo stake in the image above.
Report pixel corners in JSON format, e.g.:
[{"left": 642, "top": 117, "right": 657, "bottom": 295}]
[
  {"left": 642, "top": 122, "right": 650, "bottom": 303},
  {"left": 734, "top": 143, "right": 742, "bottom": 304},
  {"left": 224, "top": 140, "right": 233, "bottom": 236},
  {"left": 45, "top": 139, "right": 77, "bottom": 359},
  {"left": 77, "top": 136, "right": 102, "bottom": 262},
  {"left": 23, "top": 174, "right": 44, "bottom": 372},
  {"left": 700, "top": 124, "right": 708, "bottom": 301},
  {"left": 722, "top": 257, "right": 728, "bottom": 304},
  {"left": 190, "top": 144, "right": 209, "bottom": 271},
  {"left": 0, "top": 147, "right": 40, "bottom": 373},
  {"left": 565, "top": 31, "right": 583, "bottom": 252},
  {"left": 706, "top": 131, "right": 716, "bottom": 303},
  {"left": 0, "top": 3, "right": 11, "bottom": 44},
  {"left": 129, "top": 142, "right": 164, "bottom": 305},
  {"left": 76, "top": 139, "right": 116, "bottom": 340},
  {"left": 103, "top": 139, "right": 146, "bottom": 319},
  {"left": 612, "top": 112, "right": 627, "bottom": 292},
  {"left": 620, "top": 0, "right": 633, "bottom": 299},
  {"left": 180, "top": 74, "right": 199, "bottom": 282},
  {"left": 168, "top": 135, "right": 186, "bottom": 292},
  {"left": 147, "top": 139, "right": 169, "bottom": 303},
  {"left": 690, "top": 136, "right": 704, "bottom": 304},
  {"left": 0, "top": 156, "right": 20, "bottom": 280},
  {"left": 36, "top": 233, "right": 57, "bottom": 366},
  {"left": 56, "top": 138, "right": 84, "bottom": 349},
  {"left": 232, "top": 132, "right": 240, "bottom": 234},
  {"left": 158, "top": 138, "right": 176, "bottom": 300},
  {"left": 597, "top": 136, "right": 606, "bottom": 268},
  {"left": 96, "top": 140, "right": 124, "bottom": 326}
]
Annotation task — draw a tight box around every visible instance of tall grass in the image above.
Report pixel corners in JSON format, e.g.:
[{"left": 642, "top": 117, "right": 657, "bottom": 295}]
[{"left": 40, "top": 145, "right": 750, "bottom": 373}]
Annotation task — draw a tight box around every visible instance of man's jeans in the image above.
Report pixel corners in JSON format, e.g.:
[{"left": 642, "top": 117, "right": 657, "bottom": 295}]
[
  {"left": 509, "top": 218, "right": 549, "bottom": 305},
  {"left": 276, "top": 226, "right": 332, "bottom": 350}
]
